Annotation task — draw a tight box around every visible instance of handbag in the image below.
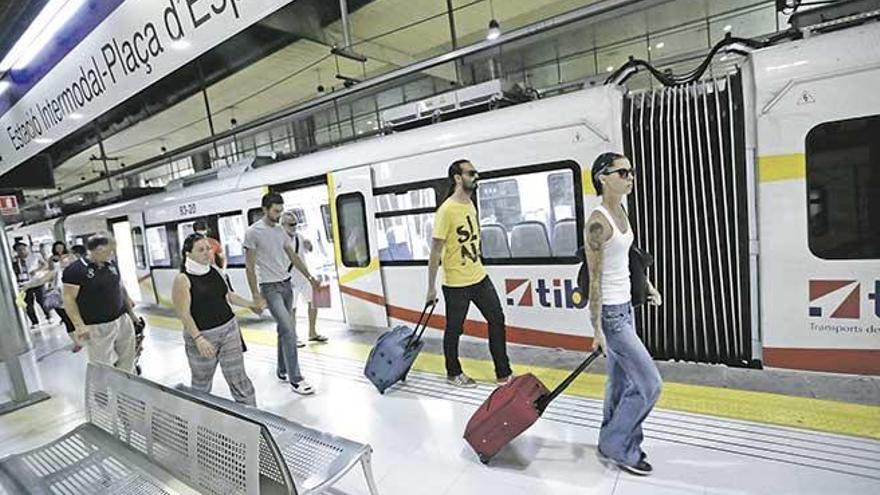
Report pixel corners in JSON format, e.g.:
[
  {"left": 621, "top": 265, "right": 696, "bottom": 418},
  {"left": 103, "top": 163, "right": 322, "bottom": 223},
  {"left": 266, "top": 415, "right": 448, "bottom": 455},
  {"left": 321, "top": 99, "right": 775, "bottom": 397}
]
[{"left": 43, "top": 287, "right": 64, "bottom": 312}]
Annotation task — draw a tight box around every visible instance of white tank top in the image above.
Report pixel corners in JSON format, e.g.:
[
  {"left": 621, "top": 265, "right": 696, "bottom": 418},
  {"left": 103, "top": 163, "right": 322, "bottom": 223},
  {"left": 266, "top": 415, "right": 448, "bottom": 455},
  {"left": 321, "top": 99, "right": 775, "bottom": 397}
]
[{"left": 595, "top": 204, "right": 633, "bottom": 305}]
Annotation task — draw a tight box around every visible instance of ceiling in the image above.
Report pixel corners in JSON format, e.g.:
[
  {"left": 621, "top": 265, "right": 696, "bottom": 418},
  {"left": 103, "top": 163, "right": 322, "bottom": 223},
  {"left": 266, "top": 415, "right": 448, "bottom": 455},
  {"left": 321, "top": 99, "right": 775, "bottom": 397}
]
[{"left": 12, "top": 0, "right": 785, "bottom": 203}]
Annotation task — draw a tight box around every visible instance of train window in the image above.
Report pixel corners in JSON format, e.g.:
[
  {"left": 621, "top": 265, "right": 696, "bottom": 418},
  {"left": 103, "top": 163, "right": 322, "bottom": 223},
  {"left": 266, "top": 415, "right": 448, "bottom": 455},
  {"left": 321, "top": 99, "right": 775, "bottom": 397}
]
[
  {"left": 218, "top": 213, "right": 246, "bottom": 266},
  {"left": 320, "top": 204, "right": 333, "bottom": 243},
  {"left": 806, "top": 115, "right": 880, "bottom": 259},
  {"left": 375, "top": 188, "right": 436, "bottom": 213},
  {"left": 177, "top": 221, "right": 195, "bottom": 248},
  {"left": 145, "top": 226, "right": 171, "bottom": 267},
  {"left": 477, "top": 165, "right": 580, "bottom": 261},
  {"left": 132, "top": 227, "right": 146, "bottom": 270},
  {"left": 376, "top": 213, "right": 435, "bottom": 262},
  {"left": 247, "top": 207, "right": 263, "bottom": 225},
  {"left": 337, "top": 193, "right": 370, "bottom": 268}
]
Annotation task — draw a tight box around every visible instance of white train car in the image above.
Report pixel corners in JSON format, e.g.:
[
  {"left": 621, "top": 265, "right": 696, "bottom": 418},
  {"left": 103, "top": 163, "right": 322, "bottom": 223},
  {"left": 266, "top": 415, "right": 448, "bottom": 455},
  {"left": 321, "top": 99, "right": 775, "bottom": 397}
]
[{"left": 11, "top": 20, "right": 879, "bottom": 374}]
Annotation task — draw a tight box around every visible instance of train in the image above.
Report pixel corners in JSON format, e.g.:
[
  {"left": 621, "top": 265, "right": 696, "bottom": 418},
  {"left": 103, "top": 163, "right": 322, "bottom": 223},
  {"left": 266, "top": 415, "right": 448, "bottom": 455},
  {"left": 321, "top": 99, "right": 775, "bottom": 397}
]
[{"left": 8, "top": 19, "right": 879, "bottom": 375}]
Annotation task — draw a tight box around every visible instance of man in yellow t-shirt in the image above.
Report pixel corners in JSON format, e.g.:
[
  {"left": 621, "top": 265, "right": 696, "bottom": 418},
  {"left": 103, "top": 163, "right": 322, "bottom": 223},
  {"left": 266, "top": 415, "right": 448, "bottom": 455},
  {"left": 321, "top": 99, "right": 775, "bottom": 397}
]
[{"left": 426, "top": 159, "right": 513, "bottom": 388}]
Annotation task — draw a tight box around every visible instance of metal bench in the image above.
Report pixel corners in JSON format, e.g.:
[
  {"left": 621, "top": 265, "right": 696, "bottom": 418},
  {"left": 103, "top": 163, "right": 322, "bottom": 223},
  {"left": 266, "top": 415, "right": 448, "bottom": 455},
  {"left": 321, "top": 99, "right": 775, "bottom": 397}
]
[
  {"left": 175, "top": 385, "right": 379, "bottom": 495},
  {"left": 0, "top": 364, "right": 297, "bottom": 494}
]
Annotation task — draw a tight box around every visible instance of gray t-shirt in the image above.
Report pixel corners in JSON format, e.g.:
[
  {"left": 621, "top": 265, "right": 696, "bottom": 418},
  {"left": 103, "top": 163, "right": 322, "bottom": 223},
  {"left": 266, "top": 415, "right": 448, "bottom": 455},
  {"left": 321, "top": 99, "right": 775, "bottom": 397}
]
[{"left": 243, "top": 220, "right": 293, "bottom": 284}]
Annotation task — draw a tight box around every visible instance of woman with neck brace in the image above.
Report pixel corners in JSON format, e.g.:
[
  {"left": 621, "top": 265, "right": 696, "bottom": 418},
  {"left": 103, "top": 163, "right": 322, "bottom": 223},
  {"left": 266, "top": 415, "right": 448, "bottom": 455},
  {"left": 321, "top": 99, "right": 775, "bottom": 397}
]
[{"left": 172, "top": 233, "right": 264, "bottom": 405}]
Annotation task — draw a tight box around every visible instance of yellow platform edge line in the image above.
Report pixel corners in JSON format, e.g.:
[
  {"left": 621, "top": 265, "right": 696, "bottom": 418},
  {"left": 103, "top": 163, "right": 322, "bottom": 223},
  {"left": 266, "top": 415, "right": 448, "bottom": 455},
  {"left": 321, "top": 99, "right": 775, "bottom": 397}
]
[{"left": 143, "top": 314, "right": 880, "bottom": 440}]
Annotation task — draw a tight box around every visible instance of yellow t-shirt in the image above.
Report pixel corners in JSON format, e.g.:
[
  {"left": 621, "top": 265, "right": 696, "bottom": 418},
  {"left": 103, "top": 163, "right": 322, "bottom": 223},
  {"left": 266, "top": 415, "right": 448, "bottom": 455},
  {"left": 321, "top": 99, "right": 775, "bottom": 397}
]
[{"left": 433, "top": 198, "right": 487, "bottom": 287}]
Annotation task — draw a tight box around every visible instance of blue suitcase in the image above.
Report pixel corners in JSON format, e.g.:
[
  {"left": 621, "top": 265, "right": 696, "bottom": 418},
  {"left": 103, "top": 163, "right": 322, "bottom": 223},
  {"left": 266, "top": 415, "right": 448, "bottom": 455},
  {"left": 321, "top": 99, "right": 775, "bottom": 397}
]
[{"left": 364, "top": 301, "right": 436, "bottom": 394}]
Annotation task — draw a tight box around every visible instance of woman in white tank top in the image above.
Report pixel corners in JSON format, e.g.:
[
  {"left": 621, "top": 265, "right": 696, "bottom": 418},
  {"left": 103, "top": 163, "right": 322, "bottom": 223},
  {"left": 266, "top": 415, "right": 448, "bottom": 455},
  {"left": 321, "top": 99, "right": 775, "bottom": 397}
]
[{"left": 585, "top": 152, "right": 663, "bottom": 476}]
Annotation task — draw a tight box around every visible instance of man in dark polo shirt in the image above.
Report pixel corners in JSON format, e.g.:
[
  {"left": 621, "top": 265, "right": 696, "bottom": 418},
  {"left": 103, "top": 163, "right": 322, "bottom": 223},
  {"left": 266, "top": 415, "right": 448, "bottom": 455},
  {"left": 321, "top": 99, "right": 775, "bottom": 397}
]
[{"left": 62, "top": 232, "right": 139, "bottom": 372}]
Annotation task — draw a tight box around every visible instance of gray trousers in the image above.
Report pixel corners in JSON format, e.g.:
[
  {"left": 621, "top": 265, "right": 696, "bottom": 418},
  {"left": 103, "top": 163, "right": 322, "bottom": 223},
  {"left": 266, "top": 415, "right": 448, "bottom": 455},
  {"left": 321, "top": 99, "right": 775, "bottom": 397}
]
[
  {"left": 184, "top": 318, "right": 256, "bottom": 406},
  {"left": 85, "top": 314, "right": 136, "bottom": 373}
]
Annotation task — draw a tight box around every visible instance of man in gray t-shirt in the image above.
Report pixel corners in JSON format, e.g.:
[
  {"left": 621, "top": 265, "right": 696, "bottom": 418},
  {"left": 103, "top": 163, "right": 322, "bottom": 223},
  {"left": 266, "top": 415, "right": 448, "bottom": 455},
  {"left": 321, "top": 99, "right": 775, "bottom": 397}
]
[{"left": 244, "top": 193, "right": 319, "bottom": 395}]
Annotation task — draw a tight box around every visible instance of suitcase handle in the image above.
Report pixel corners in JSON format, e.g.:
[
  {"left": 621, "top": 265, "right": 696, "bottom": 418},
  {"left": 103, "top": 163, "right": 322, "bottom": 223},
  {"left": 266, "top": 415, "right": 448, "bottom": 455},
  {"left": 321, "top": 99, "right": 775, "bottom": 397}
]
[
  {"left": 535, "top": 350, "right": 601, "bottom": 414},
  {"left": 407, "top": 299, "right": 438, "bottom": 348}
]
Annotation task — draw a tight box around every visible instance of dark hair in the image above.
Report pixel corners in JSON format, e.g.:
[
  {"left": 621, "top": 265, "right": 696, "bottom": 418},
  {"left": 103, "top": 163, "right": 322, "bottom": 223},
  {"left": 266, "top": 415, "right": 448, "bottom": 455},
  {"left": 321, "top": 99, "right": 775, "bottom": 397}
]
[
  {"left": 591, "top": 152, "right": 626, "bottom": 196},
  {"left": 445, "top": 159, "right": 471, "bottom": 199},
  {"left": 180, "top": 233, "right": 207, "bottom": 272},
  {"left": 52, "top": 241, "right": 68, "bottom": 256},
  {"left": 261, "top": 192, "right": 284, "bottom": 210},
  {"left": 86, "top": 234, "right": 112, "bottom": 251},
  {"left": 193, "top": 220, "right": 208, "bottom": 232},
  {"left": 13, "top": 242, "right": 27, "bottom": 250},
  {"left": 71, "top": 245, "right": 87, "bottom": 257}
]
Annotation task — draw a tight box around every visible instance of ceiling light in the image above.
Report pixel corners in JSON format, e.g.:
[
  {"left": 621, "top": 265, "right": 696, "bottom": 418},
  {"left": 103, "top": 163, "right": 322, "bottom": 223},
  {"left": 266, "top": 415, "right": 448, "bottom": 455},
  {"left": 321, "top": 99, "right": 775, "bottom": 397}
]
[
  {"left": 34, "top": 137, "right": 53, "bottom": 144},
  {"left": 69, "top": 112, "right": 83, "bottom": 120},
  {"left": 720, "top": 55, "right": 729, "bottom": 62},
  {"left": 723, "top": 24, "right": 732, "bottom": 32},
  {"left": 486, "top": 19, "right": 501, "bottom": 40},
  {"left": 606, "top": 66, "right": 614, "bottom": 73},
  {"left": 655, "top": 42, "right": 665, "bottom": 49},
  {"left": 9, "top": 0, "right": 87, "bottom": 71}
]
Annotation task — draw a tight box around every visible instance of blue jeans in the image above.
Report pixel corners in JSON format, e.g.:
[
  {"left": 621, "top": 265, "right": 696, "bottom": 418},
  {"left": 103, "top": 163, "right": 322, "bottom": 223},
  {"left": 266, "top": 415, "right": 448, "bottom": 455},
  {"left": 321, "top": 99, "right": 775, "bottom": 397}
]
[
  {"left": 598, "top": 302, "right": 662, "bottom": 466},
  {"left": 261, "top": 280, "right": 302, "bottom": 384}
]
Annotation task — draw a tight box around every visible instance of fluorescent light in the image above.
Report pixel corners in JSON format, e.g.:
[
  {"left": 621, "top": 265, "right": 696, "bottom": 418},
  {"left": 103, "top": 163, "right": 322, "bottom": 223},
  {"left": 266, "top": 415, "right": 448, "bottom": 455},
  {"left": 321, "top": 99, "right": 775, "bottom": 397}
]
[
  {"left": 486, "top": 19, "right": 501, "bottom": 40},
  {"left": 606, "top": 66, "right": 614, "bottom": 72},
  {"left": 0, "top": 81, "right": 9, "bottom": 96},
  {"left": 723, "top": 24, "right": 732, "bottom": 32},
  {"left": 69, "top": 112, "right": 84, "bottom": 120},
  {"left": 655, "top": 42, "right": 665, "bottom": 49},
  {"left": 5, "top": 0, "right": 87, "bottom": 71},
  {"left": 34, "top": 137, "right": 53, "bottom": 144}
]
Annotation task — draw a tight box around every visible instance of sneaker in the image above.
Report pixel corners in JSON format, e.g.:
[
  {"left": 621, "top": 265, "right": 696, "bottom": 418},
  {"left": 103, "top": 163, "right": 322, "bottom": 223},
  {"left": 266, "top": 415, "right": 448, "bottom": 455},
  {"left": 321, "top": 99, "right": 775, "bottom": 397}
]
[
  {"left": 496, "top": 374, "right": 515, "bottom": 386},
  {"left": 290, "top": 380, "right": 315, "bottom": 395},
  {"left": 619, "top": 459, "right": 653, "bottom": 476},
  {"left": 447, "top": 374, "right": 477, "bottom": 388},
  {"left": 276, "top": 370, "right": 288, "bottom": 381}
]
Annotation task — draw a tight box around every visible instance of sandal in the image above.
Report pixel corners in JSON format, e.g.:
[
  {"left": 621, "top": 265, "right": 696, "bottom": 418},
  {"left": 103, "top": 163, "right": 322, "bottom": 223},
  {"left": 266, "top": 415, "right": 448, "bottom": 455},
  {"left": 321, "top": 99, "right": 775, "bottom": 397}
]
[
  {"left": 296, "top": 340, "right": 306, "bottom": 348},
  {"left": 290, "top": 380, "right": 315, "bottom": 396},
  {"left": 308, "top": 334, "right": 329, "bottom": 343}
]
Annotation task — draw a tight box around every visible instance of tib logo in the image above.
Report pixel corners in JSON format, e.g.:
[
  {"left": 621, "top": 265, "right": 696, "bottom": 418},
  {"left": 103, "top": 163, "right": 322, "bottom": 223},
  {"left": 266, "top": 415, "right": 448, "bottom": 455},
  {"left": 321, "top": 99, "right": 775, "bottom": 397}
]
[
  {"left": 808, "top": 280, "right": 861, "bottom": 319},
  {"left": 505, "top": 278, "right": 587, "bottom": 309}
]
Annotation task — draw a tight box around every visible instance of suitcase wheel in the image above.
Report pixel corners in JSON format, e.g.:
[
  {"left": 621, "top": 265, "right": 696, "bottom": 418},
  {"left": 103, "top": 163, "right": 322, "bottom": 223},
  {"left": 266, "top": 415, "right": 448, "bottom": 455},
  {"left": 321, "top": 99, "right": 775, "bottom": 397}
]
[{"left": 478, "top": 454, "right": 491, "bottom": 465}]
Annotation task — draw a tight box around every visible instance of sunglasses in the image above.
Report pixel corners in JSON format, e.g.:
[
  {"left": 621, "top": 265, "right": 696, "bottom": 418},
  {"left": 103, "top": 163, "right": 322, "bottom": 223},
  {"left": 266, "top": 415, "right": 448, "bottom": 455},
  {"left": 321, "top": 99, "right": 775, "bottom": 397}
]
[{"left": 603, "top": 168, "right": 635, "bottom": 179}]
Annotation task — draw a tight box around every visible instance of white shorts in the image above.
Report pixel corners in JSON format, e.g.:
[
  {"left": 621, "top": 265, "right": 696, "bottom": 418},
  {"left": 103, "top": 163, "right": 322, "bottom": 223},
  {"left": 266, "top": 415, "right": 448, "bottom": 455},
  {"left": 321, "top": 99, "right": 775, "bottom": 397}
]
[{"left": 290, "top": 273, "right": 313, "bottom": 310}]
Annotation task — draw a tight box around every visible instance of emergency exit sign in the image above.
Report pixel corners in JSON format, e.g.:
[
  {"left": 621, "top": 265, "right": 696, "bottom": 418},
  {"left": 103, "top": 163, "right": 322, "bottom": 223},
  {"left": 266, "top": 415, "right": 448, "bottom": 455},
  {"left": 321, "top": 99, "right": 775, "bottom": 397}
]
[{"left": 0, "top": 195, "right": 19, "bottom": 216}]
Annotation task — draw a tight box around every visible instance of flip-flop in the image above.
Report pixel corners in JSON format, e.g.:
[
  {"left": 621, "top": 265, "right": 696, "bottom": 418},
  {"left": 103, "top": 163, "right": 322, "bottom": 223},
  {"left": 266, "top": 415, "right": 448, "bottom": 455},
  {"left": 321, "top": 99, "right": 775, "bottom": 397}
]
[{"left": 309, "top": 334, "right": 329, "bottom": 343}]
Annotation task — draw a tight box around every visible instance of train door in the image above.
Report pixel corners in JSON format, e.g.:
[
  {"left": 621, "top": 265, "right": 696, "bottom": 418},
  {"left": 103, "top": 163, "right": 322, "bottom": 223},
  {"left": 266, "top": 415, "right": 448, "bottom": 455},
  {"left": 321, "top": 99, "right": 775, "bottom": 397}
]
[
  {"left": 279, "top": 182, "right": 345, "bottom": 322},
  {"left": 108, "top": 216, "right": 144, "bottom": 303},
  {"left": 327, "top": 166, "right": 390, "bottom": 328}
]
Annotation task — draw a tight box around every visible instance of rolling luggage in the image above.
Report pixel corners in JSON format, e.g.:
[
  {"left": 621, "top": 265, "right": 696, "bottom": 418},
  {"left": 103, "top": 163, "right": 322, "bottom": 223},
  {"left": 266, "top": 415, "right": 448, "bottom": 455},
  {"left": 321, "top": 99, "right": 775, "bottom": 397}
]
[
  {"left": 364, "top": 301, "right": 436, "bottom": 394},
  {"left": 464, "top": 350, "right": 601, "bottom": 464}
]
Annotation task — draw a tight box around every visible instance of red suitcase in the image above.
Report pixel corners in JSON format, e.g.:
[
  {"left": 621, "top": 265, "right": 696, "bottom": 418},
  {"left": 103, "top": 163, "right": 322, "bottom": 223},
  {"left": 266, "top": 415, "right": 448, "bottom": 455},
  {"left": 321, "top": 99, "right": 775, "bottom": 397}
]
[{"left": 463, "top": 351, "right": 601, "bottom": 464}]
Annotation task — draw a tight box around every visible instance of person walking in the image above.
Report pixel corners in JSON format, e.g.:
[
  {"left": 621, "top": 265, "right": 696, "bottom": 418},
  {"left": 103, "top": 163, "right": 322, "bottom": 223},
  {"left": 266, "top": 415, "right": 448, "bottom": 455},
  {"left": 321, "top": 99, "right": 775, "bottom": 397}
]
[
  {"left": 173, "top": 233, "right": 259, "bottom": 405},
  {"left": 281, "top": 210, "right": 328, "bottom": 350},
  {"left": 62, "top": 233, "right": 141, "bottom": 372},
  {"left": 425, "top": 159, "right": 513, "bottom": 388},
  {"left": 586, "top": 152, "right": 663, "bottom": 476},
  {"left": 244, "top": 193, "right": 320, "bottom": 395},
  {"left": 47, "top": 241, "right": 81, "bottom": 352},
  {"left": 12, "top": 242, "right": 50, "bottom": 329}
]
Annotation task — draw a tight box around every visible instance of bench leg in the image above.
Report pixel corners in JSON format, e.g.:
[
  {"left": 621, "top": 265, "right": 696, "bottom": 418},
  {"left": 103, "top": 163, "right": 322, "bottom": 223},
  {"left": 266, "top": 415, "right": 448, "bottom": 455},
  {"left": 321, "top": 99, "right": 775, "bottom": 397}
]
[{"left": 360, "top": 451, "right": 380, "bottom": 495}]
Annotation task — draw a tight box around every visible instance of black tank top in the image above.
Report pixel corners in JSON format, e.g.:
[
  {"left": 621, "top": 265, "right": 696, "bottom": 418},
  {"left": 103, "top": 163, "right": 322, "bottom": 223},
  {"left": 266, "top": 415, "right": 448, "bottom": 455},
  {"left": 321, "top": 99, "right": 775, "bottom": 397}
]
[{"left": 185, "top": 268, "right": 235, "bottom": 330}]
